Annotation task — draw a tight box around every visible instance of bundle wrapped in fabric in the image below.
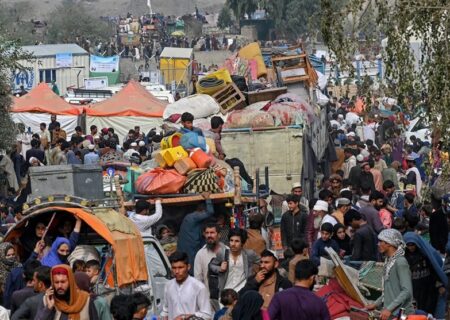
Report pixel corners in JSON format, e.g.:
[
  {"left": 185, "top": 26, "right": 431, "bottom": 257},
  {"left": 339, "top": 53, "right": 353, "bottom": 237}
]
[
  {"left": 264, "top": 102, "right": 305, "bottom": 126},
  {"left": 182, "top": 168, "right": 221, "bottom": 194},
  {"left": 135, "top": 168, "right": 186, "bottom": 194},
  {"left": 225, "top": 109, "right": 275, "bottom": 128}
]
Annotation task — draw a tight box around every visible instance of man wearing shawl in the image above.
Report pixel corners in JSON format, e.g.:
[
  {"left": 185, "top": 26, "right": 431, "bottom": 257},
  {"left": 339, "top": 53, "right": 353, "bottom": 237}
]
[
  {"left": 366, "top": 229, "right": 414, "bottom": 320},
  {"left": 35, "top": 264, "right": 99, "bottom": 320}
]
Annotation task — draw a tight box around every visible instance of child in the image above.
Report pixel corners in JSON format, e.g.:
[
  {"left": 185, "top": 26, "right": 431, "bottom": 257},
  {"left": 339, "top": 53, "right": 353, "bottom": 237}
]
[
  {"left": 85, "top": 259, "right": 107, "bottom": 295},
  {"left": 311, "top": 223, "right": 340, "bottom": 266},
  {"left": 214, "top": 288, "right": 238, "bottom": 320},
  {"left": 180, "top": 112, "right": 204, "bottom": 136},
  {"left": 288, "top": 238, "right": 309, "bottom": 283},
  {"left": 72, "top": 259, "right": 86, "bottom": 273}
]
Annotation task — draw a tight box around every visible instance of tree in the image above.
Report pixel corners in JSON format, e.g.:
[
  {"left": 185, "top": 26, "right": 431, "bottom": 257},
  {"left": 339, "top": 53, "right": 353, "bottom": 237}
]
[
  {"left": 320, "top": 0, "right": 450, "bottom": 198},
  {"left": 0, "top": 36, "right": 34, "bottom": 151},
  {"left": 46, "top": 0, "right": 113, "bottom": 45},
  {"left": 218, "top": 5, "right": 234, "bottom": 30},
  {"left": 263, "top": 0, "right": 322, "bottom": 39},
  {"left": 227, "top": 0, "right": 258, "bottom": 27}
]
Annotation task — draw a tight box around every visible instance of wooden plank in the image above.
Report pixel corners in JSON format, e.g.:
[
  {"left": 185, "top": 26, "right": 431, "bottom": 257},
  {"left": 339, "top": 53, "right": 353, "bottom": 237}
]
[{"left": 272, "top": 54, "right": 307, "bottom": 61}]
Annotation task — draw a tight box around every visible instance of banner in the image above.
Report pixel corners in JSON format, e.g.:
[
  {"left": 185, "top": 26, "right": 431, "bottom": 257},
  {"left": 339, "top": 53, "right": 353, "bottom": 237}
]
[
  {"left": 84, "top": 77, "right": 109, "bottom": 90},
  {"left": 56, "top": 53, "right": 73, "bottom": 68},
  {"left": 12, "top": 69, "right": 34, "bottom": 92},
  {"left": 90, "top": 55, "right": 119, "bottom": 73}
]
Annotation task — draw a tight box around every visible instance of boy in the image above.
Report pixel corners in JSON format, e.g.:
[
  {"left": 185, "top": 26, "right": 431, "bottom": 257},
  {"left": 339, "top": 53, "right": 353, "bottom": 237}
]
[
  {"left": 180, "top": 112, "right": 204, "bottom": 136},
  {"left": 311, "top": 223, "right": 339, "bottom": 266},
  {"left": 85, "top": 259, "right": 107, "bottom": 295},
  {"left": 288, "top": 238, "right": 309, "bottom": 283}
]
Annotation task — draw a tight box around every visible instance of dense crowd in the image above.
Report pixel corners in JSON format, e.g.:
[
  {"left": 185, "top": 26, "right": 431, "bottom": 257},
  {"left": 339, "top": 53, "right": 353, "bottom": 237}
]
[{"left": 1, "top": 91, "right": 449, "bottom": 319}]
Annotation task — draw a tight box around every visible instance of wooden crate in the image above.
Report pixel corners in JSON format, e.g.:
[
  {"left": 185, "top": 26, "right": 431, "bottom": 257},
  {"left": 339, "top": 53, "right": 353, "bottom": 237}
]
[
  {"left": 246, "top": 87, "right": 288, "bottom": 105},
  {"left": 212, "top": 82, "right": 246, "bottom": 114}
]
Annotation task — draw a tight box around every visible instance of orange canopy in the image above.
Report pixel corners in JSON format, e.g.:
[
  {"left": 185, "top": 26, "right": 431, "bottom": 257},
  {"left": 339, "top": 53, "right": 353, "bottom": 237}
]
[
  {"left": 5, "top": 206, "right": 148, "bottom": 287},
  {"left": 85, "top": 80, "right": 167, "bottom": 117},
  {"left": 12, "top": 83, "right": 81, "bottom": 115}
]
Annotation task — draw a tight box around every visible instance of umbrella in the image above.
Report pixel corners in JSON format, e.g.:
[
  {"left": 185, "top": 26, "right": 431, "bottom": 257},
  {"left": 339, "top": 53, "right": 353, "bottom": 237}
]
[{"left": 171, "top": 30, "right": 185, "bottom": 37}]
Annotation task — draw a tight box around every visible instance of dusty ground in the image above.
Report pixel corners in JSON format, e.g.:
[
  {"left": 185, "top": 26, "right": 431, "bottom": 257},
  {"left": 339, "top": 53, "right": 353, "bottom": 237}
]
[{"left": 7, "top": 0, "right": 225, "bottom": 19}]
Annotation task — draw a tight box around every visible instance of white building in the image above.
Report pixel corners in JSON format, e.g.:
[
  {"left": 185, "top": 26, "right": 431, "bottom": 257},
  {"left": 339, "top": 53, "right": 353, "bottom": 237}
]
[{"left": 13, "top": 44, "right": 90, "bottom": 95}]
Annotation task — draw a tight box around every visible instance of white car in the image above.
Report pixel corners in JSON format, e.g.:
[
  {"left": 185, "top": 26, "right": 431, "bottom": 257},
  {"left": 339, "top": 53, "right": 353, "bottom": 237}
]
[{"left": 404, "top": 117, "right": 431, "bottom": 144}]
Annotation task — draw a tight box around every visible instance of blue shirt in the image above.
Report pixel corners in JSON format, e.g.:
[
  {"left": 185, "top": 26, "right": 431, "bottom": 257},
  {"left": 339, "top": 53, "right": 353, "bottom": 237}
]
[{"left": 84, "top": 151, "right": 100, "bottom": 165}]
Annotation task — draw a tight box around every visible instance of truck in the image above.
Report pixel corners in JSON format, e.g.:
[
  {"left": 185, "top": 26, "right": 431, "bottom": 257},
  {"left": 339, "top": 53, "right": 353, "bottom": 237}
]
[
  {"left": 221, "top": 103, "right": 330, "bottom": 195},
  {"left": 221, "top": 126, "right": 303, "bottom": 194}
]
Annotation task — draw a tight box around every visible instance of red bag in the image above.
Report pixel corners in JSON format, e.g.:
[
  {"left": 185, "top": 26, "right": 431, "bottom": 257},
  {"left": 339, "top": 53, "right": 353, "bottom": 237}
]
[{"left": 135, "top": 168, "right": 186, "bottom": 194}]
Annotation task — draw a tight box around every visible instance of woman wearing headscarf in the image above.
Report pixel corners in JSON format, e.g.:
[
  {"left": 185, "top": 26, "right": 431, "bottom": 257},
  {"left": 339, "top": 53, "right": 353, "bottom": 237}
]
[
  {"left": 231, "top": 291, "right": 269, "bottom": 320},
  {"left": 332, "top": 223, "right": 351, "bottom": 257},
  {"left": 0, "top": 242, "right": 21, "bottom": 305},
  {"left": 40, "top": 237, "right": 73, "bottom": 267},
  {"left": 39, "top": 217, "right": 82, "bottom": 267},
  {"left": 366, "top": 229, "right": 414, "bottom": 320},
  {"left": 403, "top": 232, "right": 447, "bottom": 317}
]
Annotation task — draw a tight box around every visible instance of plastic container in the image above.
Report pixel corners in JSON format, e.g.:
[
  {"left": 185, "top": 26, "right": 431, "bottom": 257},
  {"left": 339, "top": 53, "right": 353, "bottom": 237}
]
[
  {"left": 154, "top": 150, "right": 168, "bottom": 168},
  {"left": 174, "top": 157, "right": 197, "bottom": 175},
  {"left": 190, "top": 148, "right": 212, "bottom": 168},
  {"left": 205, "top": 138, "right": 216, "bottom": 155},
  {"left": 163, "top": 146, "right": 188, "bottom": 167},
  {"left": 160, "top": 133, "right": 182, "bottom": 150}
]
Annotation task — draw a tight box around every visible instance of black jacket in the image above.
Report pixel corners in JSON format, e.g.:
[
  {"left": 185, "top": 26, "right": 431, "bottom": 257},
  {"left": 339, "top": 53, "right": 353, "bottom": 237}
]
[
  {"left": 239, "top": 270, "right": 292, "bottom": 295},
  {"left": 430, "top": 208, "right": 449, "bottom": 254},
  {"left": 280, "top": 210, "right": 308, "bottom": 248}
]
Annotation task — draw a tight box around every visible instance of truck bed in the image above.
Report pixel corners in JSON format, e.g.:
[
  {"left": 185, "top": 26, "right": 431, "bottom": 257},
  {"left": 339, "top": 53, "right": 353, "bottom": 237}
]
[{"left": 221, "top": 126, "right": 303, "bottom": 194}]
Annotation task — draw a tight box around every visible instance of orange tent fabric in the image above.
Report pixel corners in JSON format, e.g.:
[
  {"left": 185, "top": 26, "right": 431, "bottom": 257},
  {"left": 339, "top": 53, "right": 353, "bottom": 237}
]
[
  {"left": 12, "top": 83, "right": 80, "bottom": 115},
  {"left": 85, "top": 80, "right": 167, "bottom": 117}
]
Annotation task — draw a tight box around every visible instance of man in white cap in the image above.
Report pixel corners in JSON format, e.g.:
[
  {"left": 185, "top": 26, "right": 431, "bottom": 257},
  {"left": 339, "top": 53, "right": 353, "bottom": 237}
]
[
  {"left": 124, "top": 141, "right": 139, "bottom": 160},
  {"left": 281, "top": 182, "right": 309, "bottom": 214},
  {"left": 366, "top": 229, "right": 414, "bottom": 320},
  {"left": 308, "top": 200, "right": 336, "bottom": 242},
  {"left": 315, "top": 200, "right": 336, "bottom": 227},
  {"left": 83, "top": 145, "right": 99, "bottom": 165}
]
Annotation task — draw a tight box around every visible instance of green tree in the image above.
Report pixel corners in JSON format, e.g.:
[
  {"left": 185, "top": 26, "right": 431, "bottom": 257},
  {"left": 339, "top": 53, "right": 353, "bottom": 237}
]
[
  {"left": 46, "top": 0, "right": 112, "bottom": 44},
  {"left": 263, "top": 0, "right": 322, "bottom": 39},
  {"left": 320, "top": 0, "right": 450, "bottom": 198},
  {"left": 227, "top": 0, "right": 258, "bottom": 27},
  {"left": 0, "top": 36, "right": 34, "bottom": 151},
  {"left": 218, "top": 5, "right": 234, "bottom": 30}
]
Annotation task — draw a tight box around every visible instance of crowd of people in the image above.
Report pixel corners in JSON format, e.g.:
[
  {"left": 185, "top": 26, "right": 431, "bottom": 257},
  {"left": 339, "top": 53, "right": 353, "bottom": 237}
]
[{"left": 2, "top": 87, "right": 450, "bottom": 320}]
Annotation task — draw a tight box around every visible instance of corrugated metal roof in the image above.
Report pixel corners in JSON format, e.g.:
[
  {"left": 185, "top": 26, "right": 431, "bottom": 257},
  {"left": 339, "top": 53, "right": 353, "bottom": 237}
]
[
  {"left": 21, "top": 44, "right": 88, "bottom": 57},
  {"left": 160, "top": 47, "right": 193, "bottom": 59}
]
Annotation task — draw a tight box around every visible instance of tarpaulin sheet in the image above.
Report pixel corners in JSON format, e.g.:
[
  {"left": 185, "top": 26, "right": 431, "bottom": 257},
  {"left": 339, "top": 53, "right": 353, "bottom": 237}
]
[
  {"left": 11, "top": 112, "right": 79, "bottom": 136},
  {"left": 86, "top": 116, "right": 163, "bottom": 143}
]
